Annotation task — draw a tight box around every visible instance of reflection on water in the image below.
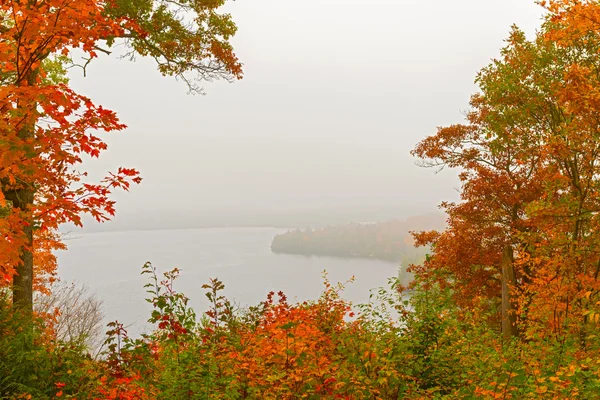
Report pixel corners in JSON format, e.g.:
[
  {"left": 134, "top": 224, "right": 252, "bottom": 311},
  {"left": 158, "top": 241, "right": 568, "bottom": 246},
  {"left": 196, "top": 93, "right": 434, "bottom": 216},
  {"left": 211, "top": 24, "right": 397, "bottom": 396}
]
[{"left": 57, "top": 227, "right": 402, "bottom": 337}]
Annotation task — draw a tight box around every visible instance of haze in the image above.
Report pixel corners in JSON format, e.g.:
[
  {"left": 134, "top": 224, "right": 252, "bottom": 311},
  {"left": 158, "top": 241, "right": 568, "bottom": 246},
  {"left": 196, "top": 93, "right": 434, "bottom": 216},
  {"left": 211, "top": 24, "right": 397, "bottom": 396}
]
[{"left": 66, "top": 0, "right": 544, "bottom": 231}]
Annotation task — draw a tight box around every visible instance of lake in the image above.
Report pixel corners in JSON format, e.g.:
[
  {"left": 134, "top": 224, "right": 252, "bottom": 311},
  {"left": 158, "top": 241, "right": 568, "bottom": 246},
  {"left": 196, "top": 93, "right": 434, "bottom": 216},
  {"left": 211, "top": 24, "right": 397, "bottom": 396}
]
[{"left": 57, "top": 227, "right": 402, "bottom": 337}]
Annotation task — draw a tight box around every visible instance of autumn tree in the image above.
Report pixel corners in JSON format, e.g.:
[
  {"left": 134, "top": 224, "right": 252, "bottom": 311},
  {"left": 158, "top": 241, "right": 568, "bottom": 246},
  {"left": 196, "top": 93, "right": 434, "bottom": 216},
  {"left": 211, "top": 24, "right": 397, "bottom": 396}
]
[
  {"left": 412, "top": 27, "right": 548, "bottom": 338},
  {"left": 0, "top": 0, "right": 242, "bottom": 313},
  {"left": 531, "top": 0, "right": 600, "bottom": 342},
  {"left": 413, "top": 14, "right": 600, "bottom": 341}
]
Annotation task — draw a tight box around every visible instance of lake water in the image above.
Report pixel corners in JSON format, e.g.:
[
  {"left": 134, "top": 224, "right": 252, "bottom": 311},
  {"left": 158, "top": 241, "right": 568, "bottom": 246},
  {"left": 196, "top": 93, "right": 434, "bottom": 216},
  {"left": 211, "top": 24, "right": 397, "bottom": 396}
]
[{"left": 57, "top": 227, "right": 402, "bottom": 337}]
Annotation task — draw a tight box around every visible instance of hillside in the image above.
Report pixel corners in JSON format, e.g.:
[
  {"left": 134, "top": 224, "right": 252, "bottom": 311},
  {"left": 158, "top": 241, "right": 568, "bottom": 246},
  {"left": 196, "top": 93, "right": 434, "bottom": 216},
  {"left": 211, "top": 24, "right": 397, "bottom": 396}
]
[{"left": 271, "top": 213, "right": 446, "bottom": 263}]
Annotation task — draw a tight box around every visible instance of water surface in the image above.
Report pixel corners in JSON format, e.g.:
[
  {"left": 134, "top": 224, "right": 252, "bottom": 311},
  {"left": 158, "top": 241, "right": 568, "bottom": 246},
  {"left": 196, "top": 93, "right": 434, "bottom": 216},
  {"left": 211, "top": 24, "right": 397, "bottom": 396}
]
[{"left": 57, "top": 227, "right": 401, "bottom": 337}]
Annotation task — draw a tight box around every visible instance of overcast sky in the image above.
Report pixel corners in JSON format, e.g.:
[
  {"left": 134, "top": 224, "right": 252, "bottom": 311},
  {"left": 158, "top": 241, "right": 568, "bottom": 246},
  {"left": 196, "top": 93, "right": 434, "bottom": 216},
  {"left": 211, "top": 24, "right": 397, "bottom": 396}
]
[{"left": 67, "top": 0, "right": 544, "bottom": 228}]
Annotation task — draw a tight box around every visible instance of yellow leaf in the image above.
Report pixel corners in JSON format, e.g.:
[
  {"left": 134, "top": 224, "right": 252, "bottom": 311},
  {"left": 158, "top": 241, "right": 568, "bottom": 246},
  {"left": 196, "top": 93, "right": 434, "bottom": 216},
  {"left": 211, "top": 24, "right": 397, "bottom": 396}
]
[{"left": 537, "top": 386, "right": 548, "bottom": 394}]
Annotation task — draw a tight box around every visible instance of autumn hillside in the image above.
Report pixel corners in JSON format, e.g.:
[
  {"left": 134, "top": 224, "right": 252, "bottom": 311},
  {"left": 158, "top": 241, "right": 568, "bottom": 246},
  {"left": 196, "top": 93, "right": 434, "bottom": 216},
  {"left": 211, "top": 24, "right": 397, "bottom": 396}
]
[
  {"left": 271, "top": 213, "right": 446, "bottom": 263},
  {"left": 5, "top": 0, "right": 600, "bottom": 399}
]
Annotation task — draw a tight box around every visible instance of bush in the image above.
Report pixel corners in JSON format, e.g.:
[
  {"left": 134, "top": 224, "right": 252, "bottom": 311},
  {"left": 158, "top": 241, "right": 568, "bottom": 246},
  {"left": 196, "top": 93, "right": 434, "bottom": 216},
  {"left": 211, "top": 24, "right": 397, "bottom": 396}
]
[
  {"left": 0, "top": 292, "right": 96, "bottom": 399},
  {"left": 3, "top": 262, "right": 600, "bottom": 399}
]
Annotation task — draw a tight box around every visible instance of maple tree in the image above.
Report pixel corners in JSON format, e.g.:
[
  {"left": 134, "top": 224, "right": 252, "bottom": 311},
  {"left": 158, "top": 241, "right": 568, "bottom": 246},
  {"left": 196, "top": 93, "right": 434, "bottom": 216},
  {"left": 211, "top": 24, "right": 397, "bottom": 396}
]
[
  {"left": 0, "top": 0, "right": 242, "bottom": 312},
  {"left": 412, "top": 5, "right": 600, "bottom": 341},
  {"left": 412, "top": 27, "right": 550, "bottom": 338}
]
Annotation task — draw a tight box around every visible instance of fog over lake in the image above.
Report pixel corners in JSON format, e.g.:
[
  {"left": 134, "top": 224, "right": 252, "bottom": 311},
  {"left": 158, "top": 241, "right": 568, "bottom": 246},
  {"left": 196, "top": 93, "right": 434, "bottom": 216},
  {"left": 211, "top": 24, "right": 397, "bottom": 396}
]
[{"left": 57, "top": 227, "right": 402, "bottom": 337}]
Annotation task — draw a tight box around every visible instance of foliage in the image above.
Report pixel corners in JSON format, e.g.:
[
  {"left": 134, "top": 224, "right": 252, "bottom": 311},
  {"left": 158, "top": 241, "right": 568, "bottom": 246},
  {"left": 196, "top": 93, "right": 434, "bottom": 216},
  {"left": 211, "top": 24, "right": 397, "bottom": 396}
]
[
  {"left": 2, "top": 262, "right": 600, "bottom": 399},
  {"left": 412, "top": 1, "right": 600, "bottom": 342},
  {"left": 0, "top": 292, "right": 96, "bottom": 399},
  {"left": 6, "top": 0, "right": 600, "bottom": 398},
  {"left": 0, "top": 0, "right": 242, "bottom": 309}
]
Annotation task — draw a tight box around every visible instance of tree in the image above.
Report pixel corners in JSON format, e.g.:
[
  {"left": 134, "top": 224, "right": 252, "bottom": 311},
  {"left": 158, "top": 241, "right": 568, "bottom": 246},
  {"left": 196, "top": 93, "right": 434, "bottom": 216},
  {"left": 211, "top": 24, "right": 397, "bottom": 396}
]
[
  {"left": 412, "top": 17, "right": 600, "bottom": 341},
  {"left": 412, "top": 27, "right": 548, "bottom": 339},
  {"left": 0, "top": 0, "right": 242, "bottom": 313}
]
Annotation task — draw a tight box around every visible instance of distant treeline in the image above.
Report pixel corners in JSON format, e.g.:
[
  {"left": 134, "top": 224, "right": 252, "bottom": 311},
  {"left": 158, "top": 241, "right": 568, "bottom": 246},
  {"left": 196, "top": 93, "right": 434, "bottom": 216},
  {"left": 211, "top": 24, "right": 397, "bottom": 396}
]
[{"left": 271, "top": 214, "right": 445, "bottom": 264}]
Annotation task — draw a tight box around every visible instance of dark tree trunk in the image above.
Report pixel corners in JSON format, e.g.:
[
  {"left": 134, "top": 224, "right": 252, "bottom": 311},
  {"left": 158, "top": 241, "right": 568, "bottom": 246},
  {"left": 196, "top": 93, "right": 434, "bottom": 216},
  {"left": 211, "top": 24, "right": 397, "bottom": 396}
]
[
  {"left": 5, "top": 68, "right": 39, "bottom": 315},
  {"left": 6, "top": 188, "right": 34, "bottom": 314},
  {"left": 501, "top": 245, "right": 518, "bottom": 340}
]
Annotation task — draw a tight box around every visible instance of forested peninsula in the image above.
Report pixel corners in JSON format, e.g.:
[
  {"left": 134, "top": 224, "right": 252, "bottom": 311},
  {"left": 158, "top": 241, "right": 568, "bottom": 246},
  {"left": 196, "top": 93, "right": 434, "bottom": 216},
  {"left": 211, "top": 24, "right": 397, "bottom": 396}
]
[{"left": 271, "top": 214, "right": 445, "bottom": 263}]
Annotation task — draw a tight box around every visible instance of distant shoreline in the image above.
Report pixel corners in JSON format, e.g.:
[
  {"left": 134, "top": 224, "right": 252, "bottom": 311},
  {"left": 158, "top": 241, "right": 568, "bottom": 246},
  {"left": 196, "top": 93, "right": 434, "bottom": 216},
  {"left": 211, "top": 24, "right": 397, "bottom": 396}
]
[
  {"left": 59, "top": 225, "right": 295, "bottom": 235},
  {"left": 271, "top": 248, "right": 401, "bottom": 263}
]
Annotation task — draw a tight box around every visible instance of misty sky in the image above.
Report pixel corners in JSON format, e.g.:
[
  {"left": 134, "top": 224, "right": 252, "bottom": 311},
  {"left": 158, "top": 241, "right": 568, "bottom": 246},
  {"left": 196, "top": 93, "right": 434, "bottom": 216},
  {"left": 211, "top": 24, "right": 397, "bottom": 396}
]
[{"left": 67, "top": 0, "right": 544, "bottom": 228}]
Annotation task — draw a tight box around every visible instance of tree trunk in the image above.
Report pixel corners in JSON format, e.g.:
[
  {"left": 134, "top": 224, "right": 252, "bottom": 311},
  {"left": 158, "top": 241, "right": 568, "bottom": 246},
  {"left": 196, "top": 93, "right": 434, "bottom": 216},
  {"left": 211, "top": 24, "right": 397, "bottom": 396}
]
[
  {"left": 6, "top": 68, "right": 39, "bottom": 315},
  {"left": 5, "top": 188, "right": 34, "bottom": 314},
  {"left": 501, "top": 245, "right": 518, "bottom": 340}
]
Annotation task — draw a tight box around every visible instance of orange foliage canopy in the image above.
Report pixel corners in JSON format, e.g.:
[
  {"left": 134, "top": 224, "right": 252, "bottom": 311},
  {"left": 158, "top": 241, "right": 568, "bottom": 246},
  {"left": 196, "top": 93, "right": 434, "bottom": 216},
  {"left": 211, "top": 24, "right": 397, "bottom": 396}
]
[
  {"left": 412, "top": 7, "right": 600, "bottom": 339},
  {"left": 0, "top": 0, "right": 137, "bottom": 292},
  {"left": 0, "top": 0, "right": 242, "bottom": 296}
]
